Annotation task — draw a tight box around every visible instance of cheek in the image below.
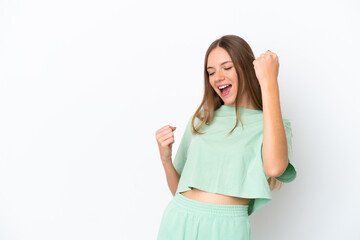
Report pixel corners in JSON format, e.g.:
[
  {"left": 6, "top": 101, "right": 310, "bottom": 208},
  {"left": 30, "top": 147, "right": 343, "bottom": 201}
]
[
  {"left": 230, "top": 72, "right": 238, "bottom": 86},
  {"left": 230, "top": 71, "right": 238, "bottom": 79},
  {"left": 210, "top": 80, "right": 216, "bottom": 90}
]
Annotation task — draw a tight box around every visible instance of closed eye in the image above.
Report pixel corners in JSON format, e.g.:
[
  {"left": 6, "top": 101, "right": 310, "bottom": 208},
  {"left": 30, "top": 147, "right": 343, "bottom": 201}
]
[{"left": 208, "top": 67, "right": 233, "bottom": 76}]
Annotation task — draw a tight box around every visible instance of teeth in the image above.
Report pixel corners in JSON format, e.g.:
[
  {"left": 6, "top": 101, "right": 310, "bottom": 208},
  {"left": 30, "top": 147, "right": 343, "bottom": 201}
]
[{"left": 218, "top": 84, "right": 230, "bottom": 90}]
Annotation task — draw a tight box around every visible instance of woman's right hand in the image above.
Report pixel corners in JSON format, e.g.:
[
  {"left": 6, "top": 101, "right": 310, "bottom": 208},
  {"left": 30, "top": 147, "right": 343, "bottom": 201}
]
[{"left": 155, "top": 125, "right": 176, "bottom": 163}]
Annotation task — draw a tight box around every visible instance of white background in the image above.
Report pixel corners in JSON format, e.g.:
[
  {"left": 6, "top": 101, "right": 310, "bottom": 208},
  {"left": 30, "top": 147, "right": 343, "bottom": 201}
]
[{"left": 1, "top": 0, "right": 359, "bottom": 239}]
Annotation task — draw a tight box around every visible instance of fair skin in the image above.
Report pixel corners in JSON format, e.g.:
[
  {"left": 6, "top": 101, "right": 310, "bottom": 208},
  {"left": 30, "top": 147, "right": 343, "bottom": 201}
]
[
  {"left": 207, "top": 46, "right": 254, "bottom": 109},
  {"left": 155, "top": 46, "right": 288, "bottom": 204},
  {"left": 181, "top": 47, "right": 288, "bottom": 205},
  {"left": 180, "top": 47, "right": 253, "bottom": 205}
]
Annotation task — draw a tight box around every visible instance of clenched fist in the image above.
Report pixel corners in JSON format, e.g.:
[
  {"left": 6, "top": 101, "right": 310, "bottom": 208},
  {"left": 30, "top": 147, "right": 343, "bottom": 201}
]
[
  {"left": 155, "top": 125, "right": 176, "bottom": 163},
  {"left": 253, "top": 50, "right": 279, "bottom": 88}
]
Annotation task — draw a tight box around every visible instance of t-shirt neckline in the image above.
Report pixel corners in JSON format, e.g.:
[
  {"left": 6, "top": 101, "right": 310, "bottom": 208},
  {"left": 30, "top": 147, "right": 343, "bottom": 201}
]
[{"left": 216, "top": 105, "right": 263, "bottom": 115}]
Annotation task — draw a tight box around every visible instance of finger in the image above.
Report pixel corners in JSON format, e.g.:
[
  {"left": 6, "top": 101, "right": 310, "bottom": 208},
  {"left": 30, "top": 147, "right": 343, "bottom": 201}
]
[
  {"left": 159, "top": 128, "right": 174, "bottom": 139},
  {"left": 262, "top": 49, "right": 271, "bottom": 54},
  {"left": 260, "top": 53, "right": 270, "bottom": 58},
  {"left": 156, "top": 125, "right": 175, "bottom": 135},
  {"left": 264, "top": 49, "right": 272, "bottom": 55},
  {"left": 266, "top": 50, "right": 277, "bottom": 58},
  {"left": 159, "top": 131, "right": 174, "bottom": 140},
  {"left": 262, "top": 52, "right": 273, "bottom": 59},
  {"left": 163, "top": 137, "right": 175, "bottom": 145},
  {"left": 160, "top": 134, "right": 174, "bottom": 144}
]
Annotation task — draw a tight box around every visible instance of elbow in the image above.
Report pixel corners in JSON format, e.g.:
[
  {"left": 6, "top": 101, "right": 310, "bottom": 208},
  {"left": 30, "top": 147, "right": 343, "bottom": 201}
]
[{"left": 265, "top": 158, "right": 289, "bottom": 178}]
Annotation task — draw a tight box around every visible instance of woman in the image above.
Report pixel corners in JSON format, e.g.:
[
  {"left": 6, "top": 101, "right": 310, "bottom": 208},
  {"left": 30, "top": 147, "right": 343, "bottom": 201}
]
[{"left": 155, "top": 34, "right": 297, "bottom": 240}]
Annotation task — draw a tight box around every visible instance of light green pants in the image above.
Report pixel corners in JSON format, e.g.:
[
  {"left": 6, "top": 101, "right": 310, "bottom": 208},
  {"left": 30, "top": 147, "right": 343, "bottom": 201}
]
[{"left": 157, "top": 192, "right": 251, "bottom": 240}]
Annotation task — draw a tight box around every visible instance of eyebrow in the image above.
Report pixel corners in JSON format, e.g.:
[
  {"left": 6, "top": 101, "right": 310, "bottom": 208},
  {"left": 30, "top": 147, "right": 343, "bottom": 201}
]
[{"left": 207, "top": 61, "right": 233, "bottom": 70}]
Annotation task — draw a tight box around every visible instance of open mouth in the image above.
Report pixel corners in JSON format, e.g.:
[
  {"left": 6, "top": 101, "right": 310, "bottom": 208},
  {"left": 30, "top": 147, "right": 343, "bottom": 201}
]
[{"left": 219, "top": 84, "right": 232, "bottom": 96}]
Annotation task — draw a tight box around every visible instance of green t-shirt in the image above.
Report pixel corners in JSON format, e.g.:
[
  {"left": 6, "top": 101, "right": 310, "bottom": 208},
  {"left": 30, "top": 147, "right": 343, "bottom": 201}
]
[{"left": 173, "top": 105, "right": 297, "bottom": 216}]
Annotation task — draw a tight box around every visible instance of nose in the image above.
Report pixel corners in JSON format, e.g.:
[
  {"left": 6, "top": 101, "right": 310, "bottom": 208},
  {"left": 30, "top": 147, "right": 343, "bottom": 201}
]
[{"left": 214, "top": 69, "right": 225, "bottom": 82}]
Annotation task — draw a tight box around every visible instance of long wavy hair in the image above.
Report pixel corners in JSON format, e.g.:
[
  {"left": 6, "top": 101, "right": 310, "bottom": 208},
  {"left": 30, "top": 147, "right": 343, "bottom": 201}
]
[{"left": 190, "top": 34, "right": 283, "bottom": 191}]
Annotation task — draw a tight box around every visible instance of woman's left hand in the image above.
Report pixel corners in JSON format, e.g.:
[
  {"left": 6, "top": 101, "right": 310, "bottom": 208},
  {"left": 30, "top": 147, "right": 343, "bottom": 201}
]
[{"left": 253, "top": 50, "right": 279, "bottom": 88}]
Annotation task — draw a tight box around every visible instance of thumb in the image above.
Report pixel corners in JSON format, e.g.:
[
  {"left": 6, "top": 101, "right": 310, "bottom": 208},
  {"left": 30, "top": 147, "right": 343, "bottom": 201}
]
[{"left": 171, "top": 126, "right": 176, "bottom": 131}]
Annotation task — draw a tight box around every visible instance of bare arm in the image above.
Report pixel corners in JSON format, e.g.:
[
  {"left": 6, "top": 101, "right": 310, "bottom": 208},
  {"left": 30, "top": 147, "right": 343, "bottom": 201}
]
[
  {"left": 261, "top": 82, "right": 288, "bottom": 177},
  {"left": 253, "top": 50, "right": 288, "bottom": 178},
  {"left": 161, "top": 159, "right": 180, "bottom": 196}
]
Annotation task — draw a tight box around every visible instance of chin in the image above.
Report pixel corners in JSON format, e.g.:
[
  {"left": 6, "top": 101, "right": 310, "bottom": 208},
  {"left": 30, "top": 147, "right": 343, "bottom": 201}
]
[{"left": 222, "top": 96, "right": 235, "bottom": 102}]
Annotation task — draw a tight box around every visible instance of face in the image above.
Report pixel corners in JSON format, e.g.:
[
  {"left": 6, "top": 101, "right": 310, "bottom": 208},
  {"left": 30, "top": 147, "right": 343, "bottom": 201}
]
[{"left": 207, "top": 47, "right": 238, "bottom": 107}]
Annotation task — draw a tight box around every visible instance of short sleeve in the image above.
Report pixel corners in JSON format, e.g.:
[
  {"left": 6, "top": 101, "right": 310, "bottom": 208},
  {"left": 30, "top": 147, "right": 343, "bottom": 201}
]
[
  {"left": 172, "top": 116, "right": 193, "bottom": 176},
  {"left": 274, "top": 118, "right": 297, "bottom": 183}
]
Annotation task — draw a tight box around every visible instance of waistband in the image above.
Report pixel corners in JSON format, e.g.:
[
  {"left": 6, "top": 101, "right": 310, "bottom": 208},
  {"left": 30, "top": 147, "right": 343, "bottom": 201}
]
[{"left": 172, "top": 192, "right": 249, "bottom": 217}]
